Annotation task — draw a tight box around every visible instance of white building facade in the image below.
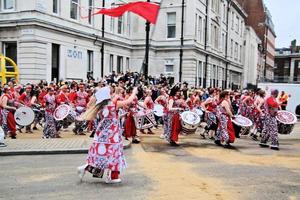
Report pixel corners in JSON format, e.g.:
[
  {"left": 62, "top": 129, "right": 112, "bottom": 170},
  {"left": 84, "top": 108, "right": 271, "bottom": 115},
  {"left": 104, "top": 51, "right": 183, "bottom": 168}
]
[
  {"left": 242, "top": 26, "right": 262, "bottom": 88},
  {"left": 0, "top": 0, "right": 253, "bottom": 89}
]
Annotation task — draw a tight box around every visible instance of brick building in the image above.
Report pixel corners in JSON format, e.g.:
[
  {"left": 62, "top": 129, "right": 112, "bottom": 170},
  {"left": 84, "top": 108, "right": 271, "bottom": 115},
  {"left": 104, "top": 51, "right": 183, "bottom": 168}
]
[
  {"left": 236, "top": 0, "right": 276, "bottom": 82},
  {"left": 274, "top": 40, "right": 300, "bottom": 83}
]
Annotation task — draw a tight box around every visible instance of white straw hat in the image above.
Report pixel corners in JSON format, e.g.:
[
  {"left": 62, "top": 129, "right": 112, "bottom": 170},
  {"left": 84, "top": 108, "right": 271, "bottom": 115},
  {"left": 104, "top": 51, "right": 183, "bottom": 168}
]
[{"left": 95, "top": 87, "right": 111, "bottom": 105}]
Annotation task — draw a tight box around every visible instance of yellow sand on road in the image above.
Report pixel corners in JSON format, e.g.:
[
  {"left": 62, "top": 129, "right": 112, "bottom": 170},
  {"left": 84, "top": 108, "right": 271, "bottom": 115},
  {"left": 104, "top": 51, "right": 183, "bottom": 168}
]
[{"left": 133, "top": 145, "right": 237, "bottom": 200}]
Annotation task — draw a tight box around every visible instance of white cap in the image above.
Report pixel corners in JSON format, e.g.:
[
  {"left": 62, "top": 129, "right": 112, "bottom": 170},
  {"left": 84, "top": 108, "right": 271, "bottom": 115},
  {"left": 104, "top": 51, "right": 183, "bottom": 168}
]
[{"left": 95, "top": 87, "right": 111, "bottom": 105}]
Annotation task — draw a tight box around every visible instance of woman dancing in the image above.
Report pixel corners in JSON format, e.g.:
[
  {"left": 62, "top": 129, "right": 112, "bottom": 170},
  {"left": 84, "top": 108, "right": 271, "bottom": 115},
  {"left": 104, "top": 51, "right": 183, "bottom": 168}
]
[{"left": 77, "top": 86, "right": 138, "bottom": 183}]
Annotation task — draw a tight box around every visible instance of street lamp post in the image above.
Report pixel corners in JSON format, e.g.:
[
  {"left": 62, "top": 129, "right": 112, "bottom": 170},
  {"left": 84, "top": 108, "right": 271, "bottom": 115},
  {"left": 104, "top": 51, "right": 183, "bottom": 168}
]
[
  {"left": 143, "top": 0, "right": 151, "bottom": 79},
  {"left": 179, "top": 0, "right": 184, "bottom": 82},
  {"left": 101, "top": 0, "right": 105, "bottom": 78}
]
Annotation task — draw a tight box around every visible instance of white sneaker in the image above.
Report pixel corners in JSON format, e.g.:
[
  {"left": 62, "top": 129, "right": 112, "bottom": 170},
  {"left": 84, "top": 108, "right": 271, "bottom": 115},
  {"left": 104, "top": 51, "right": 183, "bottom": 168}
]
[
  {"left": 106, "top": 178, "right": 122, "bottom": 184},
  {"left": 103, "top": 169, "right": 112, "bottom": 183},
  {"left": 0, "top": 143, "right": 7, "bottom": 147},
  {"left": 159, "top": 134, "right": 165, "bottom": 139},
  {"left": 77, "top": 165, "right": 86, "bottom": 180}
]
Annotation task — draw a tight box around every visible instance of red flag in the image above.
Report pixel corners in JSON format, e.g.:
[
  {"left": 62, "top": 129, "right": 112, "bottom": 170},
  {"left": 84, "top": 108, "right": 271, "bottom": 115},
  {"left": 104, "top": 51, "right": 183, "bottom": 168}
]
[{"left": 82, "top": 2, "right": 160, "bottom": 24}]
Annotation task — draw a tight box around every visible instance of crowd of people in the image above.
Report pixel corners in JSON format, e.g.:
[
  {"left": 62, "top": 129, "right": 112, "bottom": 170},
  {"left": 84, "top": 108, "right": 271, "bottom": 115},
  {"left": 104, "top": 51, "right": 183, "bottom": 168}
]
[{"left": 0, "top": 72, "right": 291, "bottom": 183}]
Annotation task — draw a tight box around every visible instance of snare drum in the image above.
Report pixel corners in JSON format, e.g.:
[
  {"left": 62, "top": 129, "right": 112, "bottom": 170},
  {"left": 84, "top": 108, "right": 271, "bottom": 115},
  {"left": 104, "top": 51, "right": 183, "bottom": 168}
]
[
  {"left": 153, "top": 104, "right": 164, "bottom": 117},
  {"left": 180, "top": 111, "right": 201, "bottom": 134},
  {"left": 134, "top": 110, "right": 156, "bottom": 129},
  {"left": 14, "top": 107, "right": 35, "bottom": 126},
  {"left": 276, "top": 110, "right": 297, "bottom": 135},
  {"left": 232, "top": 115, "right": 253, "bottom": 135}
]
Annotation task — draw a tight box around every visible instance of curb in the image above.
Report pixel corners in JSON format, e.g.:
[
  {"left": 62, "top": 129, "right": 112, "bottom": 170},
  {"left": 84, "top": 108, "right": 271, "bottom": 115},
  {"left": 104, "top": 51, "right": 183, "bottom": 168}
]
[{"left": 0, "top": 140, "right": 132, "bottom": 156}]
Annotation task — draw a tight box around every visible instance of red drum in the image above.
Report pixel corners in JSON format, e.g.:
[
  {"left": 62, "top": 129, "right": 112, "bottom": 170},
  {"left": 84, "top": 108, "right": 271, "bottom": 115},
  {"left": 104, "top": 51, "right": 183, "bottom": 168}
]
[
  {"left": 276, "top": 110, "right": 297, "bottom": 135},
  {"left": 181, "top": 111, "right": 201, "bottom": 134}
]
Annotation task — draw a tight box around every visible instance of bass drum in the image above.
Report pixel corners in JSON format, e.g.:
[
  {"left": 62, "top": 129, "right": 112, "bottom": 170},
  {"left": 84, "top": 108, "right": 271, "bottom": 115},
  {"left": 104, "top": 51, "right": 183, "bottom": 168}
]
[
  {"left": 14, "top": 107, "right": 35, "bottom": 126},
  {"left": 181, "top": 111, "right": 201, "bottom": 134},
  {"left": 0, "top": 126, "right": 4, "bottom": 143},
  {"left": 276, "top": 110, "right": 297, "bottom": 135},
  {"left": 232, "top": 115, "right": 253, "bottom": 136},
  {"left": 54, "top": 104, "right": 75, "bottom": 121}
]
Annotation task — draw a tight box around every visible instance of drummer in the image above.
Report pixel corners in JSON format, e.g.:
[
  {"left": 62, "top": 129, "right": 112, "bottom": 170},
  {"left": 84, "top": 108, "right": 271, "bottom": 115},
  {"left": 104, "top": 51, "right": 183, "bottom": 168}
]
[
  {"left": 259, "top": 89, "right": 280, "bottom": 150},
  {"left": 201, "top": 88, "right": 218, "bottom": 139},
  {"left": 163, "top": 85, "right": 183, "bottom": 146},
  {"left": 141, "top": 89, "right": 155, "bottom": 134},
  {"left": 43, "top": 87, "right": 60, "bottom": 138},
  {"left": 124, "top": 86, "right": 140, "bottom": 143},
  {"left": 250, "top": 89, "right": 266, "bottom": 140},
  {"left": 19, "top": 85, "right": 35, "bottom": 133},
  {"left": 155, "top": 88, "right": 168, "bottom": 138},
  {"left": 215, "top": 91, "right": 235, "bottom": 148},
  {"left": 0, "top": 85, "right": 17, "bottom": 139},
  {"left": 56, "top": 85, "right": 73, "bottom": 130},
  {"left": 72, "top": 83, "right": 89, "bottom": 135}
]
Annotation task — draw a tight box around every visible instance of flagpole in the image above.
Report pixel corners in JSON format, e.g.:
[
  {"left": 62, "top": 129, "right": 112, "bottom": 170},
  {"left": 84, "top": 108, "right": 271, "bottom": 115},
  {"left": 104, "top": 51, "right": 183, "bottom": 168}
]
[
  {"left": 144, "top": 0, "right": 150, "bottom": 80},
  {"left": 101, "top": 0, "right": 105, "bottom": 78},
  {"left": 179, "top": 0, "right": 184, "bottom": 82}
]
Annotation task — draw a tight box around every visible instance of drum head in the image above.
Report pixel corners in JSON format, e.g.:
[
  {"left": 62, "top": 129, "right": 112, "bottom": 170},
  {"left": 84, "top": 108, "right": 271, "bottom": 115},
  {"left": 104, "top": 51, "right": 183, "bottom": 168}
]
[
  {"left": 0, "top": 127, "right": 4, "bottom": 142},
  {"left": 14, "top": 107, "right": 35, "bottom": 126},
  {"left": 54, "top": 104, "right": 71, "bottom": 121},
  {"left": 181, "top": 111, "right": 201, "bottom": 126},
  {"left": 232, "top": 115, "right": 253, "bottom": 127},
  {"left": 276, "top": 111, "right": 297, "bottom": 125},
  {"left": 193, "top": 108, "right": 203, "bottom": 116},
  {"left": 153, "top": 104, "right": 164, "bottom": 117}
]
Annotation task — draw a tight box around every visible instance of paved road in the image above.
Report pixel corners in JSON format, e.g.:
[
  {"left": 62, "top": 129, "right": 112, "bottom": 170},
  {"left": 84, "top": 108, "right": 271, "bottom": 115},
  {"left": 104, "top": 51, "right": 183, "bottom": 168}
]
[{"left": 0, "top": 131, "right": 299, "bottom": 200}]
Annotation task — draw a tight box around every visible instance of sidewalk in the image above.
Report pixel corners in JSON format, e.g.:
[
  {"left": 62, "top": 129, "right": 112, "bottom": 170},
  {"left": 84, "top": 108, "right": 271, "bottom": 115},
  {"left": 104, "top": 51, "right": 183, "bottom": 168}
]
[{"left": 0, "top": 129, "right": 131, "bottom": 156}]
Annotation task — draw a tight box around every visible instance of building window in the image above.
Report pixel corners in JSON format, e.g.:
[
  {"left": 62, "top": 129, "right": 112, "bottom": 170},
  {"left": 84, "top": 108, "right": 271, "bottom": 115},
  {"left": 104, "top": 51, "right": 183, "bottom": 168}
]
[
  {"left": 165, "top": 64, "right": 174, "bottom": 73},
  {"left": 231, "top": 11, "right": 234, "bottom": 30},
  {"left": 215, "top": 0, "right": 220, "bottom": 14},
  {"left": 197, "top": 61, "right": 203, "bottom": 87},
  {"left": 53, "top": 0, "right": 59, "bottom": 13},
  {"left": 221, "top": 33, "right": 225, "bottom": 52},
  {"left": 284, "top": 60, "right": 290, "bottom": 68},
  {"left": 127, "top": 13, "right": 131, "bottom": 36},
  {"left": 165, "top": 59, "right": 174, "bottom": 73},
  {"left": 117, "top": 56, "right": 123, "bottom": 73},
  {"left": 214, "top": 26, "right": 218, "bottom": 49},
  {"left": 109, "top": 54, "right": 114, "bottom": 73},
  {"left": 240, "top": 21, "right": 244, "bottom": 36},
  {"left": 87, "top": 50, "right": 94, "bottom": 75},
  {"left": 223, "top": 3, "right": 226, "bottom": 21},
  {"left": 234, "top": 42, "right": 238, "bottom": 60},
  {"left": 239, "top": 45, "right": 242, "bottom": 62},
  {"left": 236, "top": 16, "right": 239, "bottom": 32},
  {"left": 126, "top": 57, "right": 130, "bottom": 71},
  {"left": 167, "top": 12, "right": 176, "bottom": 39},
  {"left": 117, "top": 16, "right": 123, "bottom": 34},
  {"left": 2, "top": 42, "right": 17, "bottom": 65},
  {"left": 2, "top": 0, "right": 15, "bottom": 10},
  {"left": 110, "top": 17, "right": 115, "bottom": 33},
  {"left": 197, "top": 16, "right": 203, "bottom": 42},
  {"left": 88, "top": 0, "right": 93, "bottom": 24},
  {"left": 230, "top": 39, "right": 233, "bottom": 57},
  {"left": 70, "top": 0, "right": 79, "bottom": 20},
  {"left": 211, "top": 24, "right": 214, "bottom": 47}
]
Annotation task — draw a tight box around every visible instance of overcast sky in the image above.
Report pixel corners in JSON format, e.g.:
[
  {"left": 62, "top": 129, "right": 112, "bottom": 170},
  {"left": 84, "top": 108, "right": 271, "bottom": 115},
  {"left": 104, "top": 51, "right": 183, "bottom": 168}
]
[{"left": 264, "top": 0, "right": 300, "bottom": 48}]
